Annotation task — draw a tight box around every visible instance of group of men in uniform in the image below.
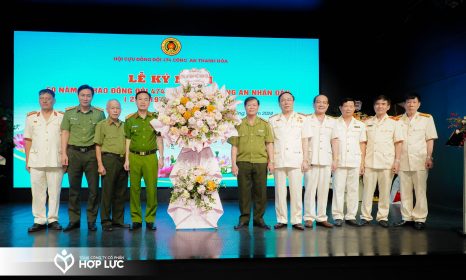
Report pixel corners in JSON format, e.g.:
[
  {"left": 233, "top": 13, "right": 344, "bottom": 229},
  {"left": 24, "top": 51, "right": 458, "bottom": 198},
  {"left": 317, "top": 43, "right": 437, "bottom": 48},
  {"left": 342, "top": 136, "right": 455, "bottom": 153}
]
[
  {"left": 25, "top": 86, "right": 163, "bottom": 233},
  {"left": 25, "top": 85, "right": 437, "bottom": 233},
  {"left": 229, "top": 92, "right": 437, "bottom": 231}
]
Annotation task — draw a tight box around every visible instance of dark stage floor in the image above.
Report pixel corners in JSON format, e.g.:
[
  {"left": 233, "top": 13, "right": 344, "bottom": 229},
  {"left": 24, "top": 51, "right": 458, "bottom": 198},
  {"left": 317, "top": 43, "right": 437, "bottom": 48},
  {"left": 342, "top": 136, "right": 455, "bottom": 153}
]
[{"left": 1, "top": 201, "right": 465, "bottom": 276}]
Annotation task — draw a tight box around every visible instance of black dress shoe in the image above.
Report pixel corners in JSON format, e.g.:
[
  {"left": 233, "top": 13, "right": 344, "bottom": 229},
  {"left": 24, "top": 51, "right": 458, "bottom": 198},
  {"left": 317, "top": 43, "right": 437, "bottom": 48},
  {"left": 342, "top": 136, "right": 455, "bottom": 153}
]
[
  {"left": 112, "top": 223, "right": 130, "bottom": 229},
  {"left": 345, "top": 220, "right": 360, "bottom": 227},
  {"left": 146, "top": 222, "right": 157, "bottom": 231},
  {"left": 359, "top": 219, "right": 371, "bottom": 226},
  {"left": 304, "top": 220, "right": 314, "bottom": 229},
  {"left": 129, "top": 222, "right": 142, "bottom": 231},
  {"left": 47, "top": 221, "right": 63, "bottom": 230},
  {"left": 28, "top": 223, "right": 46, "bottom": 233},
  {"left": 253, "top": 222, "right": 271, "bottom": 230},
  {"left": 378, "top": 220, "right": 389, "bottom": 228},
  {"left": 414, "top": 222, "right": 425, "bottom": 230},
  {"left": 274, "top": 223, "right": 287, "bottom": 229},
  {"left": 88, "top": 222, "right": 97, "bottom": 231},
  {"left": 102, "top": 224, "right": 113, "bottom": 232},
  {"left": 333, "top": 219, "right": 343, "bottom": 227},
  {"left": 316, "top": 221, "right": 334, "bottom": 228},
  {"left": 394, "top": 220, "right": 414, "bottom": 227},
  {"left": 63, "top": 222, "right": 80, "bottom": 232},
  {"left": 234, "top": 223, "right": 249, "bottom": 230},
  {"left": 292, "top": 223, "right": 305, "bottom": 231}
]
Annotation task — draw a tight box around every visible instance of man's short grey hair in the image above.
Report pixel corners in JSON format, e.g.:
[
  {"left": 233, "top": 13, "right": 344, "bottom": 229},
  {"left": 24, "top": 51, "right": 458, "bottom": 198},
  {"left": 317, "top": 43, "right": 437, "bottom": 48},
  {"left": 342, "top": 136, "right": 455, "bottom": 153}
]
[{"left": 106, "top": 99, "right": 121, "bottom": 108}]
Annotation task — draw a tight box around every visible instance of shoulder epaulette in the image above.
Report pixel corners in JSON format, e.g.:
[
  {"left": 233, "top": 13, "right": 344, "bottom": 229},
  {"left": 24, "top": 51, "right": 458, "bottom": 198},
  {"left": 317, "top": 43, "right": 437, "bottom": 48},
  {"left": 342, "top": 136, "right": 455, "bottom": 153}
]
[
  {"left": 269, "top": 113, "right": 279, "bottom": 119},
  {"left": 65, "top": 106, "right": 77, "bottom": 111},
  {"left": 258, "top": 117, "right": 268, "bottom": 123},
  {"left": 326, "top": 115, "right": 337, "bottom": 119},
  {"left": 390, "top": 115, "right": 402, "bottom": 121},
  {"left": 27, "top": 111, "right": 37, "bottom": 117},
  {"left": 297, "top": 112, "right": 307, "bottom": 116},
  {"left": 419, "top": 112, "right": 432, "bottom": 118},
  {"left": 94, "top": 106, "right": 104, "bottom": 112},
  {"left": 57, "top": 111, "right": 64, "bottom": 115},
  {"left": 125, "top": 113, "right": 136, "bottom": 120}
]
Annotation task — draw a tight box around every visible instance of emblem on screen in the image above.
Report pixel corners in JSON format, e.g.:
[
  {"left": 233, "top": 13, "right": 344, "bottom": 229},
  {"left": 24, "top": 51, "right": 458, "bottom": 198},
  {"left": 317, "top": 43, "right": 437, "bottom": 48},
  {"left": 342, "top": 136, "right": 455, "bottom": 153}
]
[
  {"left": 54, "top": 249, "right": 75, "bottom": 274},
  {"left": 161, "top": 37, "right": 182, "bottom": 56}
]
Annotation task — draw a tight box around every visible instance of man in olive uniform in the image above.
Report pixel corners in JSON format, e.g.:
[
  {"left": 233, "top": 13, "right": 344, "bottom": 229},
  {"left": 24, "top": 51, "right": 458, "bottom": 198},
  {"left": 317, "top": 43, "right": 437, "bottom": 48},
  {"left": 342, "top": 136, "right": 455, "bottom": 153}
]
[
  {"left": 94, "top": 99, "right": 129, "bottom": 232},
  {"left": 61, "top": 84, "right": 106, "bottom": 232},
  {"left": 229, "top": 97, "right": 274, "bottom": 230},
  {"left": 124, "top": 90, "right": 164, "bottom": 231}
]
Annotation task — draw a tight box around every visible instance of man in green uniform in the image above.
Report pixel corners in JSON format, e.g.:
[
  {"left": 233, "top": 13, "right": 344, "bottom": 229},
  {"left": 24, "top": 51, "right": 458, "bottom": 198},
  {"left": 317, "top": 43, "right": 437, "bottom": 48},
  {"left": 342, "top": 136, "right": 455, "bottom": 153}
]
[
  {"left": 94, "top": 99, "right": 129, "bottom": 232},
  {"left": 61, "top": 84, "right": 106, "bottom": 232},
  {"left": 124, "top": 90, "right": 164, "bottom": 231},
  {"left": 229, "top": 97, "right": 274, "bottom": 230}
]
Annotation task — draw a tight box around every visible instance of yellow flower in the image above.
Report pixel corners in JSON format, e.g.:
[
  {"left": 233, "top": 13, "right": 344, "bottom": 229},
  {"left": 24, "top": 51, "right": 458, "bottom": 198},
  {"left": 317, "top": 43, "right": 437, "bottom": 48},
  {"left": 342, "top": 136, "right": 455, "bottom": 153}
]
[
  {"left": 195, "top": 176, "right": 204, "bottom": 184},
  {"left": 192, "top": 106, "right": 200, "bottom": 113},
  {"left": 207, "top": 180, "right": 217, "bottom": 191},
  {"left": 180, "top": 96, "right": 190, "bottom": 106},
  {"left": 207, "top": 105, "right": 216, "bottom": 113},
  {"left": 183, "top": 111, "right": 192, "bottom": 120}
]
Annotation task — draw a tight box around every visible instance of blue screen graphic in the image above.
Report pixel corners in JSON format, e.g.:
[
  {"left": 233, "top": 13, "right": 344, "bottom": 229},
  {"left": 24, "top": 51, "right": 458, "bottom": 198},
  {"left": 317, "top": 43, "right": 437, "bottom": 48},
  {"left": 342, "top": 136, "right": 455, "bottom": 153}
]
[{"left": 14, "top": 31, "right": 319, "bottom": 188}]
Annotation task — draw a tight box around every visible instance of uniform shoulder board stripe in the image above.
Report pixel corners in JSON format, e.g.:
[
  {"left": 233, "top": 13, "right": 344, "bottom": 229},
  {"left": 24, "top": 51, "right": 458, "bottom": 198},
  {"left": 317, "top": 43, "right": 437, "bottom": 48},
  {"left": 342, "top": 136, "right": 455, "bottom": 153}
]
[
  {"left": 125, "top": 113, "right": 136, "bottom": 120},
  {"left": 390, "top": 115, "right": 402, "bottom": 121},
  {"left": 419, "top": 112, "right": 431, "bottom": 118},
  {"left": 57, "top": 111, "right": 65, "bottom": 114},
  {"left": 27, "top": 111, "right": 37, "bottom": 116},
  {"left": 258, "top": 117, "right": 268, "bottom": 123},
  {"left": 327, "top": 115, "right": 337, "bottom": 119},
  {"left": 297, "top": 112, "right": 307, "bottom": 116},
  {"left": 65, "top": 106, "right": 76, "bottom": 111},
  {"left": 94, "top": 106, "right": 104, "bottom": 111},
  {"left": 269, "top": 113, "right": 279, "bottom": 119}
]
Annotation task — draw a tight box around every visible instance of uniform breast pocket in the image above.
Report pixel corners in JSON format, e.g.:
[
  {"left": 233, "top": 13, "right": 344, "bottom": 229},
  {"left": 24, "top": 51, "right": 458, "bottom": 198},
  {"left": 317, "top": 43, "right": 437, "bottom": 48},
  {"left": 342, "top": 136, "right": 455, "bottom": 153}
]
[
  {"left": 255, "top": 130, "right": 266, "bottom": 139},
  {"left": 70, "top": 119, "right": 79, "bottom": 125}
]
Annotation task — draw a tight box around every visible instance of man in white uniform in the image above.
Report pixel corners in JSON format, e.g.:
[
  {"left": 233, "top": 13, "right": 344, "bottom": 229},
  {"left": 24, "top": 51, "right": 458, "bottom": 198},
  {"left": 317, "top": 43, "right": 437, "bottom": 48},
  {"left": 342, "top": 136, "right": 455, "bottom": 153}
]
[
  {"left": 395, "top": 93, "right": 437, "bottom": 230},
  {"left": 303, "top": 94, "right": 339, "bottom": 229},
  {"left": 24, "top": 89, "right": 65, "bottom": 232},
  {"left": 332, "top": 98, "right": 367, "bottom": 226},
  {"left": 269, "top": 91, "right": 311, "bottom": 230},
  {"left": 360, "top": 95, "right": 403, "bottom": 228}
]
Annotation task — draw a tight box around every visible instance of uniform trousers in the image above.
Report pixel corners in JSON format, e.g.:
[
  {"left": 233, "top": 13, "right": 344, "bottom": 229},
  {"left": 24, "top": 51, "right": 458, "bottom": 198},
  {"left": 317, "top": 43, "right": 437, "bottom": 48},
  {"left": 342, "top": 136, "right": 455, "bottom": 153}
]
[
  {"left": 398, "top": 170, "right": 428, "bottom": 222},
  {"left": 304, "top": 165, "right": 331, "bottom": 222},
  {"left": 332, "top": 167, "right": 359, "bottom": 220},
  {"left": 129, "top": 152, "right": 158, "bottom": 223},
  {"left": 361, "top": 168, "right": 393, "bottom": 221},
  {"left": 30, "top": 167, "right": 64, "bottom": 224},
  {"left": 274, "top": 167, "right": 303, "bottom": 225}
]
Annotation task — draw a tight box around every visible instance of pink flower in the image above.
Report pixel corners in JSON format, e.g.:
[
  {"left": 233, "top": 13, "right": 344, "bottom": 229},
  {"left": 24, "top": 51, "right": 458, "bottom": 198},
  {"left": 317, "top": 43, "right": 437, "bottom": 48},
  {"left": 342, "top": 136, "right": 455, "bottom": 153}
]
[
  {"left": 14, "top": 134, "right": 25, "bottom": 149},
  {"left": 158, "top": 165, "right": 174, "bottom": 178}
]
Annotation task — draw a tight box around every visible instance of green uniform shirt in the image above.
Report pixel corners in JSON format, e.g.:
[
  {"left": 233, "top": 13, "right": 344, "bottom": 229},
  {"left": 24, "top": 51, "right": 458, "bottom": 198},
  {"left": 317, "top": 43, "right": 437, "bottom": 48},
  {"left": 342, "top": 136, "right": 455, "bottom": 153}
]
[
  {"left": 124, "top": 112, "right": 160, "bottom": 152},
  {"left": 94, "top": 118, "right": 126, "bottom": 155},
  {"left": 228, "top": 117, "right": 274, "bottom": 163},
  {"left": 61, "top": 105, "right": 106, "bottom": 146}
]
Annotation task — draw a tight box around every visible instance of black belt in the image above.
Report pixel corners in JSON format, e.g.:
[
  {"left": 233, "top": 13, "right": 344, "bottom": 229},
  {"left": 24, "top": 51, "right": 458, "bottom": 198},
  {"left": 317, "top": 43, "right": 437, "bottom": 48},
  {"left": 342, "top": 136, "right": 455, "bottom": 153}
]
[
  {"left": 69, "top": 145, "right": 95, "bottom": 152},
  {"left": 102, "top": 152, "right": 125, "bottom": 158},
  {"left": 130, "top": 149, "right": 157, "bottom": 156}
]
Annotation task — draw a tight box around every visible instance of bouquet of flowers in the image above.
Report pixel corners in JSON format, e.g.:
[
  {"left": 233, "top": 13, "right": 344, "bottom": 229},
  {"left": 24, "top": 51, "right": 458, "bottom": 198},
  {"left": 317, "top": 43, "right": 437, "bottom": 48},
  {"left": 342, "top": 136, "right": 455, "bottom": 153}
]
[
  {"left": 170, "top": 166, "right": 222, "bottom": 211},
  {"left": 0, "top": 104, "right": 16, "bottom": 165},
  {"left": 446, "top": 112, "right": 466, "bottom": 146},
  {"left": 151, "top": 83, "right": 241, "bottom": 152}
]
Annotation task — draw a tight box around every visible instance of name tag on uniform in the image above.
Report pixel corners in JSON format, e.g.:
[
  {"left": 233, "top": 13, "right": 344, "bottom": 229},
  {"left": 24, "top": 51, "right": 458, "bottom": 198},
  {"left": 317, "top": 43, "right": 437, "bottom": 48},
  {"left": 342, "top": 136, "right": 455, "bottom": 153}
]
[
  {"left": 132, "top": 125, "right": 138, "bottom": 128},
  {"left": 258, "top": 129, "right": 264, "bottom": 133},
  {"left": 70, "top": 117, "right": 78, "bottom": 121},
  {"left": 367, "top": 124, "right": 373, "bottom": 127},
  {"left": 354, "top": 126, "right": 360, "bottom": 128}
]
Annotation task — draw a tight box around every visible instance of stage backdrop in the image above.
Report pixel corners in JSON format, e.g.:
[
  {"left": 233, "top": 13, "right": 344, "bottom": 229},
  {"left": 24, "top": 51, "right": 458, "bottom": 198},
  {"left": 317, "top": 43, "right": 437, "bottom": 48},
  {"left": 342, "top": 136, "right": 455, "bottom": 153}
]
[{"left": 13, "top": 31, "right": 319, "bottom": 188}]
